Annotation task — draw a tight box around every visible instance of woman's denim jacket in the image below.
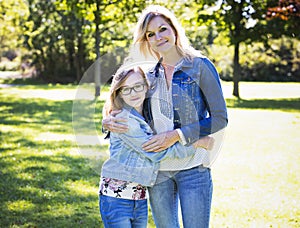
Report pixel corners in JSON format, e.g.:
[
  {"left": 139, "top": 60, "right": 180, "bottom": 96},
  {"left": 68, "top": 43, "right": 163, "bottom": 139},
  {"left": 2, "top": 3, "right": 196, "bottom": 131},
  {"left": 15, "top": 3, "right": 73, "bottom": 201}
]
[
  {"left": 101, "top": 107, "right": 197, "bottom": 186},
  {"left": 144, "top": 56, "right": 228, "bottom": 146}
]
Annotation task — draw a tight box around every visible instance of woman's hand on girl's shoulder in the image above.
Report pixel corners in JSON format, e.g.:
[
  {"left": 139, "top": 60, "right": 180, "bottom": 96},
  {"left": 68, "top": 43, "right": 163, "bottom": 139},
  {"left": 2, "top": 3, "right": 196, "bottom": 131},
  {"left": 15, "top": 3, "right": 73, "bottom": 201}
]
[{"left": 102, "top": 110, "right": 129, "bottom": 133}]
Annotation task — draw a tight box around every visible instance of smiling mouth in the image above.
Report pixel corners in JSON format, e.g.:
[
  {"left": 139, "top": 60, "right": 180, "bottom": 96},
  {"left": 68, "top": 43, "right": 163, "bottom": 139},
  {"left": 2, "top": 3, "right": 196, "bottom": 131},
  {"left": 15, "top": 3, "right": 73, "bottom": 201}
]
[{"left": 157, "top": 40, "right": 168, "bottom": 47}]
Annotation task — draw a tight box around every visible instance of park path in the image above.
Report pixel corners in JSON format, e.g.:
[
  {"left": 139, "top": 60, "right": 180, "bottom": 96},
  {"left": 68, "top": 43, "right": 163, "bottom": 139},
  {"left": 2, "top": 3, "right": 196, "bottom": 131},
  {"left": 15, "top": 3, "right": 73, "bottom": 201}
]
[{"left": 0, "top": 71, "right": 30, "bottom": 88}]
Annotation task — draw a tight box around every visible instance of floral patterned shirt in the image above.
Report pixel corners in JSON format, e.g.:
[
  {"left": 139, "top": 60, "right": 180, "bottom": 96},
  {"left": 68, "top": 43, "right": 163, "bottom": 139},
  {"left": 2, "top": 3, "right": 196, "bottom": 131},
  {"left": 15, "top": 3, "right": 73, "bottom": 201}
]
[{"left": 99, "top": 177, "right": 147, "bottom": 200}]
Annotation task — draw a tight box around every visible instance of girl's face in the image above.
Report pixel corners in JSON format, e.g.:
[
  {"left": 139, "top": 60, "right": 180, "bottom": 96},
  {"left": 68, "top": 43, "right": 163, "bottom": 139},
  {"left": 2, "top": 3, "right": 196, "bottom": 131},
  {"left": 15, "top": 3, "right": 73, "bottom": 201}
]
[
  {"left": 145, "top": 16, "right": 176, "bottom": 55},
  {"left": 119, "top": 72, "right": 147, "bottom": 111}
]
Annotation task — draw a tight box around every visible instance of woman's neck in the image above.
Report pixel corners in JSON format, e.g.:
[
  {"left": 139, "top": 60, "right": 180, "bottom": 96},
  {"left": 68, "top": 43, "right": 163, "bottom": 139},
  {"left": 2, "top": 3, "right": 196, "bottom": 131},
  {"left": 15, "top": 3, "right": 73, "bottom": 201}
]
[{"left": 160, "top": 48, "right": 182, "bottom": 67}]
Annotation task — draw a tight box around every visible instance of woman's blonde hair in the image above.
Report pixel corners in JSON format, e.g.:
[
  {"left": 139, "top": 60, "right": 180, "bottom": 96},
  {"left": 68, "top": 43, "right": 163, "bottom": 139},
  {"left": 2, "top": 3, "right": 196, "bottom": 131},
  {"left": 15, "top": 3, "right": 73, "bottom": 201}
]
[
  {"left": 104, "top": 66, "right": 148, "bottom": 116},
  {"left": 132, "top": 5, "right": 201, "bottom": 61}
]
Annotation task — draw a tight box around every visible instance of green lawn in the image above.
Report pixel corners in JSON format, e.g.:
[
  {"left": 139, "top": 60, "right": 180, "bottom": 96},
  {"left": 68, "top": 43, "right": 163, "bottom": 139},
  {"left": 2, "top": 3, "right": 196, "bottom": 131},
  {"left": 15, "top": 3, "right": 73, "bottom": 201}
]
[{"left": 0, "top": 79, "right": 299, "bottom": 227}]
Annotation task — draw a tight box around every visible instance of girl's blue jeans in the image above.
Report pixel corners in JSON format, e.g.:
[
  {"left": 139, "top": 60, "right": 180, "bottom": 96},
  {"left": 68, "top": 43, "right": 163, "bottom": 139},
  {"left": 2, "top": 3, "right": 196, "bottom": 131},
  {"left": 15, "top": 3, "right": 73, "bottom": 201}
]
[
  {"left": 99, "top": 195, "right": 148, "bottom": 228},
  {"left": 148, "top": 165, "right": 213, "bottom": 228}
]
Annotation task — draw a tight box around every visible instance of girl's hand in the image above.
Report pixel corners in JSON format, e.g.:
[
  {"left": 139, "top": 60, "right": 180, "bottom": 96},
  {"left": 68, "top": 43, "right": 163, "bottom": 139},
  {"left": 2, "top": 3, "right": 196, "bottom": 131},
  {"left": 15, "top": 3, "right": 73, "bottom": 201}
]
[
  {"left": 102, "top": 110, "right": 129, "bottom": 133},
  {"left": 142, "top": 130, "right": 179, "bottom": 152},
  {"left": 193, "top": 136, "right": 215, "bottom": 150}
]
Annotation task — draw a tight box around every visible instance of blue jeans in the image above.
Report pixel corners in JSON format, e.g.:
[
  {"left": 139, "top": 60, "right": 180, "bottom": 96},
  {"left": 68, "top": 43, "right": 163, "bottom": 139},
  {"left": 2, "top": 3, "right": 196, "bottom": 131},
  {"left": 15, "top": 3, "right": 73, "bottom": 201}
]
[
  {"left": 148, "top": 165, "right": 213, "bottom": 228},
  {"left": 99, "top": 195, "right": 148, "bottom": 228}
]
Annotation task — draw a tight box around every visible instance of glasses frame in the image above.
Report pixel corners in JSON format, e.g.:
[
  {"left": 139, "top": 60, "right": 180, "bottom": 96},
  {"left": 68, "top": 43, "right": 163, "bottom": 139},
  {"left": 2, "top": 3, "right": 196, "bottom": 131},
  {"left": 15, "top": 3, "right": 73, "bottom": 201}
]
[{"left": 119, "top": 84, "right": 146, "bottom": 96}]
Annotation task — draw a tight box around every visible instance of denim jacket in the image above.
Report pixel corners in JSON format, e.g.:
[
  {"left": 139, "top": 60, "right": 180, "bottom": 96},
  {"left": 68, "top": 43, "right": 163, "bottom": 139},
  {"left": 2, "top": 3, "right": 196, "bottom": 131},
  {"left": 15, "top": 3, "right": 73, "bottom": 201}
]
[
  {"left": 101, "top": 107, "right": 197, "bottom": 186},
  {"left": 145, "top": 56, "right": 228, "bottom": 146}
]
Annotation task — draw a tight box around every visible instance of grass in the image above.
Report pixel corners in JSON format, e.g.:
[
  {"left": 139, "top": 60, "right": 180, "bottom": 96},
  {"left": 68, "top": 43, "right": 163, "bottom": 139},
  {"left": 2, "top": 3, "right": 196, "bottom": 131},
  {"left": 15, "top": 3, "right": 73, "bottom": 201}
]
[
  {"left": 0, "top": 87, "right": 103, "bottom": 227},
  {"left": 0, "top": 79, "right": 299, "bottom": 227}
]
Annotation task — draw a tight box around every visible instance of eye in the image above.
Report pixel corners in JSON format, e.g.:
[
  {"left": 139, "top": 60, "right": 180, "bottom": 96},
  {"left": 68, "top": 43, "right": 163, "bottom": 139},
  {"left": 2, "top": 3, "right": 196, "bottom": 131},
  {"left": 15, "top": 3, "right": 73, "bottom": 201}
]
[
  {"left": 159, "top": 27, "right": 167, "bottom": 32},
  {"left": 147, "top": 32, "right": 154, "bottom": 38},
  {"left": 134, "top": 84, "right": 144, "bottom": 91},
  {"left": 121, "top": 87, "right": 130, "bottom": 94}
]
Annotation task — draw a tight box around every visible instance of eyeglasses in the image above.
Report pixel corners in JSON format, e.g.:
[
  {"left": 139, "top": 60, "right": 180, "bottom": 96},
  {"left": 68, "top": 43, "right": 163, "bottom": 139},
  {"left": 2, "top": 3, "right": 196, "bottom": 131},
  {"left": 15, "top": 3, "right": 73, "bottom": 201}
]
[{"left": 119, "top": 84, "right": 146, "bottom": 95}]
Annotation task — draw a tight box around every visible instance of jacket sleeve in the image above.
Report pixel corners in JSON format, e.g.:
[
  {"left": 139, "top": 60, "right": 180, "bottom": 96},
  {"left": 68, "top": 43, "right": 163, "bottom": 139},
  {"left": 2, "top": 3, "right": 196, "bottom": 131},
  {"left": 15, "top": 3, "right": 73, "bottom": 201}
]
[
  {"left": 116, "top": 112, "right": 197, "bottom": 162},
  {"left": 180, "top": 58, "right": 228, "bottom": 145}
]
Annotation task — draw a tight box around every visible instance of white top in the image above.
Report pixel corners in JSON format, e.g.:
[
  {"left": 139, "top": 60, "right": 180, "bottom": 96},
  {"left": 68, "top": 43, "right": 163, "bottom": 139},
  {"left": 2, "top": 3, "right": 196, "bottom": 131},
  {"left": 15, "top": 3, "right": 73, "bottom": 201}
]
[{"left": 151, "top": 66, "right": 209, "bottom": 171}]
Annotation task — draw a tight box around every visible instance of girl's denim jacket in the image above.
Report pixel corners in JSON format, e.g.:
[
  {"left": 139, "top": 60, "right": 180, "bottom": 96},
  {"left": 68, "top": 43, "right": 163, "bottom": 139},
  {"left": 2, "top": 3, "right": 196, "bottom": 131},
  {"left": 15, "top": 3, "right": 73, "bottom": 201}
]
[
  {"left": 101, "top": 107, "right": 197, "bottom": 186},
  {"left": 144, "top": 56, "right": 228, "bottom": 146}
]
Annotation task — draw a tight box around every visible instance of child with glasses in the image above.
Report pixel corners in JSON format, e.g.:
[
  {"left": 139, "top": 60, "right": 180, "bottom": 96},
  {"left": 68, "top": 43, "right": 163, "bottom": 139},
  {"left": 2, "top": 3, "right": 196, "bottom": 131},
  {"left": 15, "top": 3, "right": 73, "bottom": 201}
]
[{"left": 99, "top": 66, "right": 212, "bottom": 228}]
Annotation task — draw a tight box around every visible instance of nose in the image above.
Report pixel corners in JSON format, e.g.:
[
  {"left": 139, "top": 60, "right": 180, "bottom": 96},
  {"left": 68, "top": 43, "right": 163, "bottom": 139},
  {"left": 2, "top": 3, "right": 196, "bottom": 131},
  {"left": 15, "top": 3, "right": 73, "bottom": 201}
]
[{"left": 155, "top": 32, "right": 161, "bottom": 40}]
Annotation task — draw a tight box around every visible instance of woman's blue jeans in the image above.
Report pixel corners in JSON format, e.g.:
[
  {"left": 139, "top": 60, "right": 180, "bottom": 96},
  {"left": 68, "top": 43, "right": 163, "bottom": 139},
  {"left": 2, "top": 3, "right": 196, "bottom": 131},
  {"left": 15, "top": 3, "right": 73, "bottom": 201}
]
[
  {"left": 99, "top": 195, "right": 148, "bottom": 228},
  {"left": 148, "top": 165, "right": 213, "bottom": 228}
]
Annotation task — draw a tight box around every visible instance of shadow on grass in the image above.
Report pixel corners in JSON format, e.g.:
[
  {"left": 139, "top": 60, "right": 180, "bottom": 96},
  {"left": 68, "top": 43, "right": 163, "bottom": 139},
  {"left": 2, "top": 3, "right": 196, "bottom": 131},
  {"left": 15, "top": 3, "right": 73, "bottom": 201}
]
[
  {"left": 0, "top": 92, "right": 106, "bottom": 227},
  {"left": 0, "top": 97, "right": 72, "bottom": 131},
  {"left": 0, "top": 93, "right": 105, "bottom": 134},
  {"left": 226, "top": 97, "right": 300, "bottom": 112},
  {"left": 0, "top": 147, "right": 103, "bottom": 227}
]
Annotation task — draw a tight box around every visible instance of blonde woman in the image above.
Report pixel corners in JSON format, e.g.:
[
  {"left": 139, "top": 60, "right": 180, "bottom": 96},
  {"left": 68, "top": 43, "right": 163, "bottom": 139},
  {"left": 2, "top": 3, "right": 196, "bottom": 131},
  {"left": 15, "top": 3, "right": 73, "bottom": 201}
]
[{"left": 103, "top": 5, "right": 227, "bottom": 228}]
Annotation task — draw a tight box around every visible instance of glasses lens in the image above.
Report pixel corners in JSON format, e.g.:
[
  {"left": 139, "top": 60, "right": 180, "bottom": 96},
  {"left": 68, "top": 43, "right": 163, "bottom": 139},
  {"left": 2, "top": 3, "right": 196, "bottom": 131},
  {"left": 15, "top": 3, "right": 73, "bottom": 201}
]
[
  {"left": 133, "top": 84, "right": 144, "bottom": 92},
  {"left": 120, "top": 87, "right": 130, "bottom": 95}
]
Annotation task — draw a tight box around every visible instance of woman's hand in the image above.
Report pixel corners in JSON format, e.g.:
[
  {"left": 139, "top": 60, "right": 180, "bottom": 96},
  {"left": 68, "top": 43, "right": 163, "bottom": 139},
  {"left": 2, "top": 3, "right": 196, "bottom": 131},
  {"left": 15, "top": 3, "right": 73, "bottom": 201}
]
[
  {"left": 142, "top": 130, "right": 179, "bottom": 152},
  {"left": 193, "top": 136, "right": 215, "bottom": 150},
  {"left": 102, "top": 110, "right": 129, "bottom": 133}
]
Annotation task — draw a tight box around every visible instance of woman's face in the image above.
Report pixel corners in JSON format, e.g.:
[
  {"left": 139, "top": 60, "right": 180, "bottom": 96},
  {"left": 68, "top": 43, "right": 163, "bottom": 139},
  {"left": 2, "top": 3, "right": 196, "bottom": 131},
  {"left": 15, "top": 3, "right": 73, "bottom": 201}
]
[
  {"left": 119, "top": 72, "right": 147, "bottom": 111},
  {"left": 145, "top": 16, "right": 176, "bottom": 55}
]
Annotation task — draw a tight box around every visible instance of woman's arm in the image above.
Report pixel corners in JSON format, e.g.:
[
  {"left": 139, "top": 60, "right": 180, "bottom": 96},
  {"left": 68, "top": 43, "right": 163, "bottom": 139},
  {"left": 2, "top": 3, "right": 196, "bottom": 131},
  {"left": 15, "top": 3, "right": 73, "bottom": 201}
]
[
  {"left": 180, "top": 58, "right": 228, "bottom": 146},
  {"left": 142, "top": 129, "right": 214, "bottom": 152},
  {"left": 115, "top": 111, "right": 198, "bottom": 162}
]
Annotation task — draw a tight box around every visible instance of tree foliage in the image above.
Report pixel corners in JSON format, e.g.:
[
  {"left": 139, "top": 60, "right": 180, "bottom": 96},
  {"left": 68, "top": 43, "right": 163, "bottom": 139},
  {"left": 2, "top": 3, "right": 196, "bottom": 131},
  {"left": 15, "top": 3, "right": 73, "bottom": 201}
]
[
  {"left": 1, "top": 0, "right": 299, "bottom": 86},
  {"left": 22, "top": 0, "right": 146, "bottom": 83},
  {"left": 0, "top": 0, "right": 29, "bottom": 60},
  {"left": 266, "top": 0, "right": 300, "bottom": 39},
  {"left": 194, "top": 0, "right": 267, "bottom": 97}
]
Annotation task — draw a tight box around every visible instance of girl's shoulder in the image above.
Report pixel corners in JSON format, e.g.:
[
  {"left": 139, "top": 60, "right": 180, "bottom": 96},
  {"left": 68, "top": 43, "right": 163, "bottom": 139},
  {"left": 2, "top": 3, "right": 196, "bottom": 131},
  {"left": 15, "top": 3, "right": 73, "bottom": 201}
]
[
  {"left": 115, "top": 108, "right": 143, "bottom": 122},
  {"left": 115, "top": 109, "right": 130, "bottom": 118}
]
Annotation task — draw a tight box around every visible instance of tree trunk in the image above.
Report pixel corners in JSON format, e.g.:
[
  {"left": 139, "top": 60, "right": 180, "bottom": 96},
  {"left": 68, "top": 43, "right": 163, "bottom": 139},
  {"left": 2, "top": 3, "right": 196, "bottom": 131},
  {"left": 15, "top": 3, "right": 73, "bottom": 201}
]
[
  {"left": 76, "top": 27, "right": 85, "bottom": 82},
  {"left": 94, "top": 0, "right": 101, "bottom": 97},
  {"left": 232, "top": 42, "right": 240, "bottom": 97}
]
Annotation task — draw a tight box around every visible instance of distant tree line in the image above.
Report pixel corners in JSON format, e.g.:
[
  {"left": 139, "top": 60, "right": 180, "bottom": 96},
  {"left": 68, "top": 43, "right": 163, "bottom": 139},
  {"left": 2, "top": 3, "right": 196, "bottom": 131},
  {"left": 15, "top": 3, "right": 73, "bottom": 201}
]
[{"left": 0, "top": 0, "right": 299, "bottom": 97}]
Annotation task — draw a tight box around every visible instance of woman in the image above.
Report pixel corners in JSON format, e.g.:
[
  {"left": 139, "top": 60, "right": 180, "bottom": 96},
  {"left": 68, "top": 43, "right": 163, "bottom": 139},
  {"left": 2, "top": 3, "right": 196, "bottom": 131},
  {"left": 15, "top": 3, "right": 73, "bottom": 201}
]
[
  {"left": 103, "top": 5, "right": 228, "bottom": 228},
  {"left": 99, "top": 66, "right": 212, "bottom": 228}
]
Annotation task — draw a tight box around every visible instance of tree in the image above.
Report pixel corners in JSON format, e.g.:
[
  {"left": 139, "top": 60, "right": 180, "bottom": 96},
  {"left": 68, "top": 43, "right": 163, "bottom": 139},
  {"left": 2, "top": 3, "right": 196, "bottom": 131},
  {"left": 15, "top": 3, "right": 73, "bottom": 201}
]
[
  {"left": 196, "top": 0, "right": 270, "bottom": 97},
  {"left": 22, "top": 0, "right": 147, "bottom": 84},
  {"left": 91, "top": 0, "right": 147, "bottom": 96}
]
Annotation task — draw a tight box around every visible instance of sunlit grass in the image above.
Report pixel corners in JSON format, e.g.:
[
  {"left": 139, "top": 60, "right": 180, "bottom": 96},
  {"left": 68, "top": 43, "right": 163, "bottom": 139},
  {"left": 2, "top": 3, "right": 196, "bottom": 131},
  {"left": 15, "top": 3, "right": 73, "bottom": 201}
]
[
  {"left": 211, "top": 109, "right": 300, "bottom": 227},
  {"left": 0, "top": 81, "right": 299, "bottom": 227}
]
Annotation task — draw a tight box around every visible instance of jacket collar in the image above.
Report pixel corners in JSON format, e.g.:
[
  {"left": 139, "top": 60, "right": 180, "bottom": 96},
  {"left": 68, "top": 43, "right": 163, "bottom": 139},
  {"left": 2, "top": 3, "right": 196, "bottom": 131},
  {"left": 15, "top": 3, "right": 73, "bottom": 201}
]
[
  {"left": 149, "top": 57, "right": 194, "bottom": 77},
  {"left": 123, "top": 104, "right": 145, "bottom": 120},
  {"left": 176, "top": 57, "right": 194, "bottom": 70}
]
